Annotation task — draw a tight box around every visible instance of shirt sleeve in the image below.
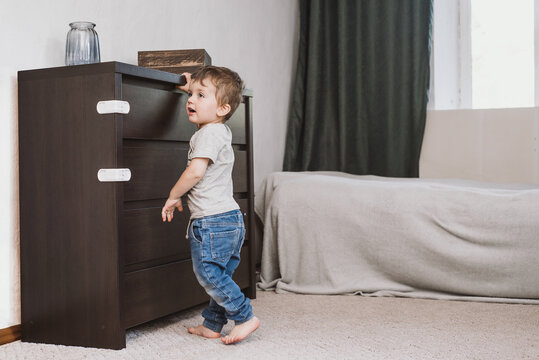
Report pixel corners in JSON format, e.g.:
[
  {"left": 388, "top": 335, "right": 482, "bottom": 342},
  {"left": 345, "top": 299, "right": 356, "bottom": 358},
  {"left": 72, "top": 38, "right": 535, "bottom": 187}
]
[{"left": 190, "top": 126, "right": 225, "bottom": 164}]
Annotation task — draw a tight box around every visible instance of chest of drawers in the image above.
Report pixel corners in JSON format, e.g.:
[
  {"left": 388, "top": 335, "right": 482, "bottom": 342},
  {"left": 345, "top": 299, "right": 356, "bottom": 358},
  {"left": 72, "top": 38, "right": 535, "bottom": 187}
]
[{"left": 18, "top": 62, "right": 255, "bottom": 349}]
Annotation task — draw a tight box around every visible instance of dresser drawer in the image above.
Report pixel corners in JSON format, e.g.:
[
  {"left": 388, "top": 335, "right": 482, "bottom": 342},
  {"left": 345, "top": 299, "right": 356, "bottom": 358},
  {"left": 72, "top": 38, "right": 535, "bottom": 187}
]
[
  {"left": 122, "top": 80, "right": 193, "bottom": 142},
  {"left": 227, "top": 102, "right": 247, "bottom": 145},
  {"left": 123, "top": 140, "right": 248, "bottom": 202},
  {"left": 122, "top": 141, "right": 187, "bottom": 201},
  {"left": 123, "top": 205, "right": 190, "bottom": 266},
  {"left": 122, "top": 78, "right": 247, "bottom": 144},
  {"left": 236, "top": 198, "right": 250, "bottom": 235},
  {"left": 123, "top": 246, "right": 251, "bottom": 329},
  {"left": 123, "top": 198, "right": 250, "bottom": 268},
  {"left": 123, "top": 258, "right": 206, "bottom": 328}
]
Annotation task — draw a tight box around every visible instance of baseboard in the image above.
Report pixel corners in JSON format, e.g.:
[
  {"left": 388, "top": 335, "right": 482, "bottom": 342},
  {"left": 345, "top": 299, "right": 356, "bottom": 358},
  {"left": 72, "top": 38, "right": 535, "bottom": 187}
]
[{"left": 0, "top": 324, "right": 21, "bottom": 345}]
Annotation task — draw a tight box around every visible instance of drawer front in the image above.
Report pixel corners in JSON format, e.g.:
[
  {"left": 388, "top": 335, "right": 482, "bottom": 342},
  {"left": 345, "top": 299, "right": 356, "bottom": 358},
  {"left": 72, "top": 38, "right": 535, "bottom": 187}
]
[
  {"left": 123, "top": 141, "right": 248, "bottom": 202},
  {"left": 123, "top": 198, "right": 249, "bottom": 267},
  {"left": 122, "top": 199, "right": 249, "bottom": 267},
  {"left": 123, "top": 142, "right": 187, "bottom": 202},
  {"left": 232, "top": 150, "right": 248, "bottom": 192},
  {"left": 123, "top": 246, "right": 250, "bottom": 329},
  {"left": 122, "top": 81, "right": 193, "bottom": 141},
  {"left": 236, "top": 198, "right": 249, "bottom": 236},
  {"left": 123, "top": 205, "right": 190, "bottom": 266},
  {"left": 122, "top": 80, "right": 247, "bottom": 144},
  {"left": 227, "top": 102, "right": 247, "bottom": 144}
]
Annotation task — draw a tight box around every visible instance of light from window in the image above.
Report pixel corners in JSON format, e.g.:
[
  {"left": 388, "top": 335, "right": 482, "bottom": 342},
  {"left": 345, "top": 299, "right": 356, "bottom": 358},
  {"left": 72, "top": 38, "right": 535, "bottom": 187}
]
[{"left": 471, "top": 0, "right": 534, "bottom": 109}]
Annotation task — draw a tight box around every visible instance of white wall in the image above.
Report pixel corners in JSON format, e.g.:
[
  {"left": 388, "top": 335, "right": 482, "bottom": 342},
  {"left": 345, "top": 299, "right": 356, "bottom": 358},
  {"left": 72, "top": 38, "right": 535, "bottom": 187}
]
[
  {"left": 420, "top": 108, "right": 539, "bottom": 184},
  {"left": 0, "top": 0, "right": 299, "bottom": 329}
]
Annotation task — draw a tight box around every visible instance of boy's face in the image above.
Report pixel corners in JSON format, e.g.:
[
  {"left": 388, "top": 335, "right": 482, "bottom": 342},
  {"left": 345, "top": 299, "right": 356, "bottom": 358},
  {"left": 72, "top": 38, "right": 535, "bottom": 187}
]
[{"left": 186, "top": 79, "right": 229, "bottom": 127}]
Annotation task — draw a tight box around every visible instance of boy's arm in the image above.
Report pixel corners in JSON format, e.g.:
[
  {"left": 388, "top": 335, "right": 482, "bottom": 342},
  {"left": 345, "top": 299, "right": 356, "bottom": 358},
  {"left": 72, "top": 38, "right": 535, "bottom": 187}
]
[{"left": 161, "top": 157, "right": 209, "bottom": 222}]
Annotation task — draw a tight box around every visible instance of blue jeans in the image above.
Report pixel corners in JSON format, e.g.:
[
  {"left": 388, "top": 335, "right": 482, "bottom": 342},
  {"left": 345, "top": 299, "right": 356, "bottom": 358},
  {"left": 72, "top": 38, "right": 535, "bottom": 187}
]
[{"left": 189, "top": 209, "right": 253, "bottom": 333}]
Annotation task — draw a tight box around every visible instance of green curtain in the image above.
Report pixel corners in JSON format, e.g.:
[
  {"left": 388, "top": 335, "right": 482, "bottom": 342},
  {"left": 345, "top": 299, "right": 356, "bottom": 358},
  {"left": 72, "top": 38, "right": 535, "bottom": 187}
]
[{"left": 283, "top": 0, "right": 433, "bottom": 177}]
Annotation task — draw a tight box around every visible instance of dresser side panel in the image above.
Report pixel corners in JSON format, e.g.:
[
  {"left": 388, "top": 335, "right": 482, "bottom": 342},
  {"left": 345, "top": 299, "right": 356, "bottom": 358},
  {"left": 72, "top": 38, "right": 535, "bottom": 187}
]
[{"left": 19, "top": 70, "right": 125, "bottom": 349}]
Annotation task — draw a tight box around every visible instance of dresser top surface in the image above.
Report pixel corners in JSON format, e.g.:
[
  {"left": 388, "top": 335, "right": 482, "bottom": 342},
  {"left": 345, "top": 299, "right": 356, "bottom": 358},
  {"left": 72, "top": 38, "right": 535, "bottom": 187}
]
[
  {"left": 18, "top": 62, "right": 253, "bottom": 96},
  {"left": 18, "top": 61, "right": 181, "bottom": 84}
]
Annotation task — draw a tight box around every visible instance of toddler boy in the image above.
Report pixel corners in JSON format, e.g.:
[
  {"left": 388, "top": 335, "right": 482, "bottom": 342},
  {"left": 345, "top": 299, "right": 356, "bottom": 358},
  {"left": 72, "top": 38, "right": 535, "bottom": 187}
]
[{"left": 161, "top": 65, "right": 259, "bottom": 345}]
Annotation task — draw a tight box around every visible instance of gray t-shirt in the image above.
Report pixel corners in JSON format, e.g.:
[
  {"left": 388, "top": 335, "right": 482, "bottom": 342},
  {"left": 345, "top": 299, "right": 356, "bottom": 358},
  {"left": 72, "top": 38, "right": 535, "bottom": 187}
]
[{"left": 186, "top": 123, "right": 239, "bottom": 219}]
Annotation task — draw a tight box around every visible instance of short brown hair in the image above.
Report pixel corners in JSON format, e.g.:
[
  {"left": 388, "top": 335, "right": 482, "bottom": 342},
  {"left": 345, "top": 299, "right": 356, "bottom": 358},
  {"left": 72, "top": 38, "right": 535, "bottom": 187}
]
[{"left": 190, "top": 65, "right": 245, "bottom": 121}]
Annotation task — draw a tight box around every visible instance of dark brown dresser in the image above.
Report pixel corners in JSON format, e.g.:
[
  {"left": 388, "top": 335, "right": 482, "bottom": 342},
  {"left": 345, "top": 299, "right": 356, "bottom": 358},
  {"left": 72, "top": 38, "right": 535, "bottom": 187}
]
[{"left": 18, "top": 62, "right": 256, "bottom": 349}]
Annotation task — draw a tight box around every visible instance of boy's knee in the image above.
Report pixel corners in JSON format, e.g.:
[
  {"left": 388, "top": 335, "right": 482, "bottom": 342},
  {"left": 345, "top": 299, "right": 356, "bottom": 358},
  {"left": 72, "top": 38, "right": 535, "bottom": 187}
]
[
  {"left": 193, "top": 261, "right": 222, "bottom": 289},
  {"left": 192, "top": 263, "right": 211, "bottom": 287}
]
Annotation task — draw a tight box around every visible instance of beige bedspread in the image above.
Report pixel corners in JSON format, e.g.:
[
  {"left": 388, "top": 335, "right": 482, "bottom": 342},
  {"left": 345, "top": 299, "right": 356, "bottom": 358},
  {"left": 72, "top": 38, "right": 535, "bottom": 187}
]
[{"left": 256, "top": 171, "right": 539, "bottom": 304}]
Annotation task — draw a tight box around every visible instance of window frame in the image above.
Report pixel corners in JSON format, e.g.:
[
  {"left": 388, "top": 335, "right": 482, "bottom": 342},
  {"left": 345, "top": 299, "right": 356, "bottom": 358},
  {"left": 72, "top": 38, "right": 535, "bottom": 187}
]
[{"left": 429, "top": 0, "right": 539, "bottom": 110}]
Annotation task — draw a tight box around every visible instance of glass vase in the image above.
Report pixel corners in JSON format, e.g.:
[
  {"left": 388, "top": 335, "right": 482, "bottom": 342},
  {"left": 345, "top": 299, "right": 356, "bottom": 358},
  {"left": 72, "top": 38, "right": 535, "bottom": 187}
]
[{"left": 65, "top": 22, "right": 100, "bottom": 66}]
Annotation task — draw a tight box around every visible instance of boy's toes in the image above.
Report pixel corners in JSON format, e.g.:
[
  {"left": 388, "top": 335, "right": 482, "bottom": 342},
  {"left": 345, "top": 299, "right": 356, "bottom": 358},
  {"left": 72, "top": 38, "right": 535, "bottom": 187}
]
[{"left": 221, "top": 317, "right": 260, "bottom": 345}]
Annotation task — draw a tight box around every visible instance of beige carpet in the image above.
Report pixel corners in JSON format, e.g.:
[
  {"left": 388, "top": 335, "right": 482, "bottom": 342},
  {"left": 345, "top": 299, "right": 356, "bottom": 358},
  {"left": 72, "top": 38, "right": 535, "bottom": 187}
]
[{"left": 1, "top": 290, "right": 538, "bottom": 359}]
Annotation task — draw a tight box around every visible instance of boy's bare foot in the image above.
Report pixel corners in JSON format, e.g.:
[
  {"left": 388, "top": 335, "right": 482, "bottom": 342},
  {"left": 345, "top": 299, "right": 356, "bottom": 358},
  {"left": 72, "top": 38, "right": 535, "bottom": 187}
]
[
  {"left": 221, "top": 317, "right": 260, "bottom": 345},
  {"left": 187, "top": 325, "right": 221, "bottom": 339}
]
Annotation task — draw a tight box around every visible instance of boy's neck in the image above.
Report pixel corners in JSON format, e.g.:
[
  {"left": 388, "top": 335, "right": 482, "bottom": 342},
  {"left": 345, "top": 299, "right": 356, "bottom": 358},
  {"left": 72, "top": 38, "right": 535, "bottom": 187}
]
[{"left": 198, "top": 119, "right": 225, "bottom": 129}]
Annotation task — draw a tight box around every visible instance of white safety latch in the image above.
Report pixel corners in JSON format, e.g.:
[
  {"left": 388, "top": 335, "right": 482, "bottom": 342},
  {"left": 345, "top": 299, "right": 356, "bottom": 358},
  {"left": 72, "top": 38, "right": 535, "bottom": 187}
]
[
  {"left": 96, "top": 100, "right": 130, "bottom": 114},
  {"left": 97, "top": 168, "right": 132, "bottom": 182}
]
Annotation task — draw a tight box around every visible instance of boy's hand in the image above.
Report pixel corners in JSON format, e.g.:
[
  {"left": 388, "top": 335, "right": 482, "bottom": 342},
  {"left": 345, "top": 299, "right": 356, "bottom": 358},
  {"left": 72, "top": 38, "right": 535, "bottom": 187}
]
[
  {"left": 162, "top": 198, "right": 183, "bottom": 222},
  {"left": 177, "top": 72, "right": 191, "bottom": 93}
]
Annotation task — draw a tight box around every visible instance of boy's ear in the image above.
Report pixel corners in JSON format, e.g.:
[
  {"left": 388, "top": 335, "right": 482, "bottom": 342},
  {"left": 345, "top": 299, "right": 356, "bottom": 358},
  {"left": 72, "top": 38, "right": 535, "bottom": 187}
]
[{"left": 217, "top": 104, "right": 231, "bottom": 118}]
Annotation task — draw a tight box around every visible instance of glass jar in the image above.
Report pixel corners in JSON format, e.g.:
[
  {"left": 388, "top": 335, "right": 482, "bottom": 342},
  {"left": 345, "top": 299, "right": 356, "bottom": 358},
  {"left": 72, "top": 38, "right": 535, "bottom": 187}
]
[{"left": 65, "top": 22, "right": 100, "bottom": 66}]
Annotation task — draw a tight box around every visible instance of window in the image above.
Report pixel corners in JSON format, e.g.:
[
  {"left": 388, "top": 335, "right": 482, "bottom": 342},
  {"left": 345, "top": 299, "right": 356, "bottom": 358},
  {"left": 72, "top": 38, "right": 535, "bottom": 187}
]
[{"left": 430, "top": 0, "right": 536, "bottom": 110}]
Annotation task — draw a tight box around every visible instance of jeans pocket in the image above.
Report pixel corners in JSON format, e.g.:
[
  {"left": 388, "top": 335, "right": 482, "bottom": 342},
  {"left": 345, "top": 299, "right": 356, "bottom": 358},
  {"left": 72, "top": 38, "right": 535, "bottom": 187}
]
[
  {"left": 190, "top": 220, "right": 203, "bottom": 245},
  {"left": 210, "top": 229, "right": 239, "bottom": 261}
]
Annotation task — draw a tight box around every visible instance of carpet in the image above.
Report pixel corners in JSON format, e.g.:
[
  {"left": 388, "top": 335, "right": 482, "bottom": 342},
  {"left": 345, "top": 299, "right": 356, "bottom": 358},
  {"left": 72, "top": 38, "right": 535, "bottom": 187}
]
[{"left": 1, "top": 290, "right": 537, "bottom": 359}]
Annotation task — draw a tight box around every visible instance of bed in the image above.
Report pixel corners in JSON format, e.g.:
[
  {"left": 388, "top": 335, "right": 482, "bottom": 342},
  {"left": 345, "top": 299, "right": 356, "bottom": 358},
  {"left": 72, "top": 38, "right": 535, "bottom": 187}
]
[{"left": 256, "top": 171, "right": 539, "bottom": 304}]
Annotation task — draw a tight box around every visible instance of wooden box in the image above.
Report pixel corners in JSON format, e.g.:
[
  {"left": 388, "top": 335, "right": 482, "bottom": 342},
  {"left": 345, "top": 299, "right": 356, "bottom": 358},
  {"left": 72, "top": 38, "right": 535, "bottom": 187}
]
[{"left": 138, "top": 49, "right": 211, "bottom": 74}]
